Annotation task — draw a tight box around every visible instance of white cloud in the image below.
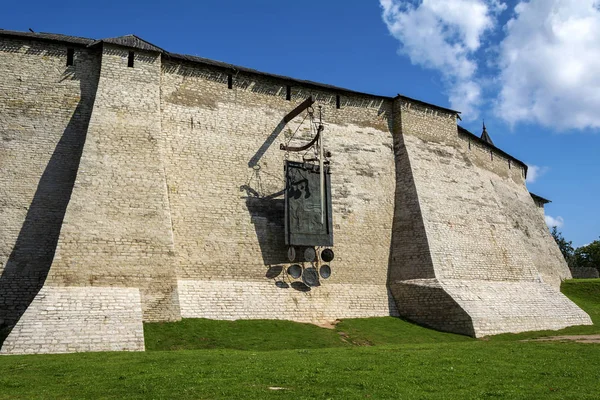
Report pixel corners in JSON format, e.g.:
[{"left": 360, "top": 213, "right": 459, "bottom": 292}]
[
  {"left": 545, "top": 215, "right": 564, "bottom": 228},
  {"left": 497, "top": 0, "right": 600, "bottom": 129},
  {"left": 525, "top": 164, "right": 549, "bottom": 184},
  {"left": 380, "top": 0, "right": 506, "bottom": 119}
]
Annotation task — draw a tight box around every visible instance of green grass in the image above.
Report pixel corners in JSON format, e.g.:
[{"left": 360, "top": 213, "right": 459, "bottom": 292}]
[
  {"left": 563, "top": 279, "right": 600, "bottom": 325},
  {"left": 0, "top": 342, "right": 598, "bottom": 399},
  {"left": 334, "top": 317, "right": 472, "bottom": 345},
  {"left": 144, "top": 316, "right": 472, "bottom": 352},
  {"left": 0, "top": 279, "right": 599, "bottom": 399},
  {"left": 144, "top": 318, "right": 351, "bottom": 351}
]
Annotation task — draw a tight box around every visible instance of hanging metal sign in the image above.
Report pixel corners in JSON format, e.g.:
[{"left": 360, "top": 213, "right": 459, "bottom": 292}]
[
  {"left": 284, "top": 160, "right": 333, "bottom": 247},
  {"left": 275, "top": 99, "right": 335, "bottom": 288}
]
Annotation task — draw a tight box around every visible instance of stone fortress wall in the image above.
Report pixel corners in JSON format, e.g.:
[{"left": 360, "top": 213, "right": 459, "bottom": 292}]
[
  {"left": 0, "top": 30, "right": 591, "bottom": 354},
  {"left": 389, "top": 100, "right": 589, "bottom": 336}
]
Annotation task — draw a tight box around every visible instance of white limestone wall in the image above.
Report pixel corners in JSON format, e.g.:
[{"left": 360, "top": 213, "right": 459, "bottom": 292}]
[
  {"left": 1, "top": 286, "right": 144, "bottom": 355},
  {"left": 442, "top": 280, "right": 592, "bottom": 337},
  {"left": 389, "top": 99, "right": 589, "bottom": 337},
  {"left": 178, "top": 280, "right": 398, "bottom": 323}
]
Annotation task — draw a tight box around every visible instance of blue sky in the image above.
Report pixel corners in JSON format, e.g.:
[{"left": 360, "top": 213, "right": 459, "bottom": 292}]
[{"left": 2, "top": 0, "right": 598, "bottom": 247}]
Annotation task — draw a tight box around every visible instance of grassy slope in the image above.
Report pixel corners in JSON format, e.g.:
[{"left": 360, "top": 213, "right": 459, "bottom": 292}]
[
  {"left": 144, "top": 316, "right": 472, "bottom": 351},
  {"left": 562, "top": 279, "right": 600, "bottom": 325},
  {"left": 145, "top": 279, "right": 600, "bottom": 351},
  {"left": 0, "top": 279, "right": 599, "bottom": 399},
  {"left": 144, "top": 318, "right": 351, "bottom": 351}
]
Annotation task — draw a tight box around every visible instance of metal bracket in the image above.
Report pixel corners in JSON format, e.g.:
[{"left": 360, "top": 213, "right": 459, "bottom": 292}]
[
  {"left": 283, "top": 96, "right": 315, "bottom": 123},
  {"left": 280, "top": 125, "right": 322, "bottom": 152}
]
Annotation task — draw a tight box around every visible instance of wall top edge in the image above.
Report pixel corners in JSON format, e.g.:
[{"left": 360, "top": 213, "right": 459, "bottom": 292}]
[
  {"left": 458, "top": 125, "right": 528, "bottom": 176},
  {"left": 0, "top": 28, "right": 458, "bottom": 115},
  {"left": 0, "top": 29, "right": 93, "bottom": 46}
]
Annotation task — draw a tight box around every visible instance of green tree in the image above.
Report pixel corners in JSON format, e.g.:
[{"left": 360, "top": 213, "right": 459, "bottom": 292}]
[
  {"left": 572, "top": 238, "right": 600, "bottom": 272},
  {"left": 550, "top": 226, "right": 574, "bottom": 266}
]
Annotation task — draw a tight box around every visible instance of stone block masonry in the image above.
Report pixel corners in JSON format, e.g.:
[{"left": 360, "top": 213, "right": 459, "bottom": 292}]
[
  {"left": 45, "top": 44, "right": 181, "bottom": 323},
  {"left": 178, "top": 280, "right": 398, "bottom": 323},
  {"left": 1, "top": 286, "right": 144, "bottom": 354},
  {"left": 0, "top": 37, "right": 101, "bottom": 328},
  {"left": 0, "top": 30, "right": 592, "bottom": 353},
  {"left": 442, "top": 280, "right": 592, "bottom": 337},
  {"left": 387, "top": 99, "right": 591, "bottom": 336}
]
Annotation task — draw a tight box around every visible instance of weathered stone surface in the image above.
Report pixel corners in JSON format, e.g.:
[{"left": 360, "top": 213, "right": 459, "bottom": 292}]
[
  {"left": 45, "top": 44, "right": 180, "bottom": 323},
  {"left": 0, "top": 37, "right": 100, "bottom": 328},
  {"left": 390, "top": 279, "right": 474, "bottom": 336},
  {"left": 178, "top": 280, "right": 398, "bottom": 323},
  {"left": 0, "top": 31, "right": 592, "bottom": 353},
  {"left": 0, "top": 286, "right": 144, "bottom": 354},
  {"left": 442, "top": 280, "right": 592, "bottom": 337},
  {"left": 387, "top": 100, "right": 591, "bottom": 336}
]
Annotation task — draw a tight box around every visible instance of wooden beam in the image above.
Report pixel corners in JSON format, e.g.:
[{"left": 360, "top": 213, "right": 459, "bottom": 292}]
[{"left": 283, "top": 96, "right": 315, "bottom": 123}]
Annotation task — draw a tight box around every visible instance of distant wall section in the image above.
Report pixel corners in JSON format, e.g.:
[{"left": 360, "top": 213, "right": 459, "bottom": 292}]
[{"left": 387, "top": 98, "right": 589, "bottom": 337}]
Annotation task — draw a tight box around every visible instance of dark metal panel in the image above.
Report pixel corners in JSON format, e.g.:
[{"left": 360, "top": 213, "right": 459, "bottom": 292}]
[{"left": 284, "top": 161, "right": 333, "bottom": 247}]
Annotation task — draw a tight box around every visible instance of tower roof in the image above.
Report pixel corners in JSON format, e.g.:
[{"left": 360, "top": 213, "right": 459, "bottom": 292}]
[
  {"left": 480, "top": 122, "right": 494, "bottom": 146},
  {"left": 530, "top": 192, "right": 551, "bottom": 204},
  {"left": 88, "top": 34, "right": 165, "bottom": 53}
]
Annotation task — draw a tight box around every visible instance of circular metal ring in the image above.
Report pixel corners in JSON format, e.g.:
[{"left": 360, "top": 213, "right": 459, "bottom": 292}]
[
  {"left": 287, "top": 247, "right": 296, "bottom": 262},
  {"left": 303, "top": 247, "right": 316, "bottom": 262},
  {"left": 319, "top": 265, "right": 331, "bottom": 279},
  {"left": 302, "top": 267, "right": 320, "bottom": 287},
  {"left": 287, "top": 264, "right": 302, "bottom": 279},
  {"left": 321, "top": 249, "right": 334, "bottom": 263}
]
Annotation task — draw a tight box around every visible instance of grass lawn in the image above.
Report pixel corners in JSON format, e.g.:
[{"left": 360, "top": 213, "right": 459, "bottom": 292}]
[{"left": 0, "top": 279, "right": 599, "bottom": 399}]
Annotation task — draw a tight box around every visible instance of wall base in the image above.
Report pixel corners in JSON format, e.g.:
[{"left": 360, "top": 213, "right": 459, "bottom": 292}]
[
  {"left": 1, "top": 286, "right": 145, "bottom": 355},
  {"left": 178, "top": 280, "right": 398, "bottom": 324},
  {"left": 390, "top": 279, "right": 593, "bottom": 338}
]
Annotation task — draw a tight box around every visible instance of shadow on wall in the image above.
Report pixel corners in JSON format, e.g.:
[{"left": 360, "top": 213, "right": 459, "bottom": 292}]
[
  {"left": 386, "top": 288, "right": 400, "bottom": 316},
  {"left": 248, "top": 120, "right": 285, "bottom": 168},
  {"left": 245, "top": 189, "right": 322, "bottom": 293},
  {"left": 386, "top": 105, "right": 437, "bottom": 286},
  {"left": 242, "top": 115, "right": 289, "bottom": 267},
  {"left": 385, "top": 103, "right": 475, "bottom": 334},
  {"left": 0, "top": 55, "right": 101, "bottom": 349},
  {"left": 243, "top": 191, "right": 288, "bottom": 266}
]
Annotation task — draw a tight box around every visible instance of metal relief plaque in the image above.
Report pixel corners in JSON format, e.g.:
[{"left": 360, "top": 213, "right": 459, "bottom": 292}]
[{"left": 284, "top": 161, "right": 333, "bottom": 247}]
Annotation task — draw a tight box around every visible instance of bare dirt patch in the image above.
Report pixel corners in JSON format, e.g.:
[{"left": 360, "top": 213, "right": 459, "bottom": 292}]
[
  {"left": 313, "top": 319, "right": 340, "bottom": 330},
  {"left": 525, "top": 335, "right": 600, "bottom": 344}
]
